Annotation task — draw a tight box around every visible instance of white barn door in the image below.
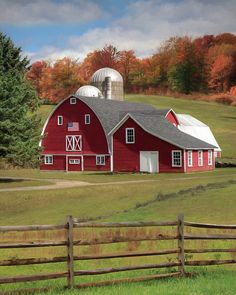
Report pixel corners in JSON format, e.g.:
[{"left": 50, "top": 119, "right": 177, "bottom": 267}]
[{"left": 140, "top": 151, "right": 159, "bottom": 173}]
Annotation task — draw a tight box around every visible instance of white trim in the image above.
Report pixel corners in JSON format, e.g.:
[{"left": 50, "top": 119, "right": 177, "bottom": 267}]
[
  {"left": 198, "top": 150, "right": 203, "bottom": 166},
  {"left": 81, "top": 155, "right": 84, "bottom": 171},
  {"left": 208, "top": 150, "right": 213, "bottom": 166},
  {"left": 57, "top": 115, "right": 63, "bottom": 126},
  {"left": 85, "top": 114, "right": 90, "bottom": 125},
  {"left": 42, "top": 153, "right": 110, "bottom": 156},
  {"left": 66, "top": 135, "right": 82, "bottom": 151},
  {"left": 70, "top": 97, "right": 76, "bottom": 104},
  {"left": 96, "top": 155, "right": 106, "bottom": 165},
  {"left": 187, "top": 150, "right": 193, "bottom": 167},
  {"left": 44, "top": 155, "right": 53, "bottom": 165},
  {"left": 184, "top": 150, "right": 186, "bottom": 172},
  {"left": 110, "top": 135, "right": 114, "bottom": 172},
  {"left": 66, "top": 155, "right": 68, "bottom": 172},
  {"left": 125, "top": 128, "right": 135, "bottom": 144},
  {"left": 171, "top": 150, "right": 182, "bottom": 167},
  {"left": 108, "top": 113, "right": 212, "bottom": 151}
]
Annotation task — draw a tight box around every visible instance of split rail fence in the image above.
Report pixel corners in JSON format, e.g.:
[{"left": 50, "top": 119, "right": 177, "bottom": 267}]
[{"left": 0, "top": 215, "right": 236, "bottom": 294}]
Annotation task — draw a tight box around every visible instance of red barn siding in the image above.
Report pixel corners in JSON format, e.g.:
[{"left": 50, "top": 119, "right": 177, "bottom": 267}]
[
  {"left": 185, "top": 150, "right": 214, "bottom": 172},
  {"left": 41, "top": 99, "right": 109, "bottom": 155},
  {"left": 40, "top": 155, "right": 65, "bottom": 171},
  {"left": 166, "top": 111, "right": 179, "bottom": 126},
  {"left": 84, "top": 156, "right": 110, "bottom": 171},
  {"left": 113, "top": 118, "right": 184, "bottom": 173}
]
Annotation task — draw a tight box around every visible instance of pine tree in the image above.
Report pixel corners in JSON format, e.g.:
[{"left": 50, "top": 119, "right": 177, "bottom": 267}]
[{"left": 0, "top": 33, "right": 41, "bottom": 167}]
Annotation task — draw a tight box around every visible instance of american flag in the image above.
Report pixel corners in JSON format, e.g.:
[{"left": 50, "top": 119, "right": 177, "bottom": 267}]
[{"left": 67, "top": 122, "right": 79, "bottom": 131}]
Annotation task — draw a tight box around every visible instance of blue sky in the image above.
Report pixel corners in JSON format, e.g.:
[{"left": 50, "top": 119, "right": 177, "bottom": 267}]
[{"left": 0, "top": 0, "right": 235, "bottom": 63}]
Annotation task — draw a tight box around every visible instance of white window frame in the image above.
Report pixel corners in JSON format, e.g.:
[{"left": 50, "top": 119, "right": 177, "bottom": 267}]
[
  {"left": 96, "top": 155, "right": 105, "bottom": 166},
  {"left": 57, "top": 115, "right": 63, "bottom": 126},
  {"left": 66, "top": 135, "right": 82, "bottom": 151},
  {"left": 69, "top": 159, "right": 80, "bottom": 165},
  {"left": 198, "top": 150, "right": 203, "bottom": 166},
  {"left": 208, "top": 150, "right": 213, "bottom": 166},
  {"left": 187, "top": 150, "right": 193, "bottom": 167},
  {"left": 70, "top": 97, "right": 76, "bottom": 104},
  {"left": 172, "top": 150, "right": 182, "bottom": 167},
  {"left": 125, "top": 128, "right": 135, "bottom": 144},
  {"left": 85, "top": 114, "right": 90, "bottom": 125},
  {"left": 44, "top": 155, "right": 53, "bottom": 165}
]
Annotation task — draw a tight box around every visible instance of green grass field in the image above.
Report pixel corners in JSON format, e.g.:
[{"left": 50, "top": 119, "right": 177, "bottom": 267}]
[{"left": 1, "top": 95, "right": 236, "bottom": 294}]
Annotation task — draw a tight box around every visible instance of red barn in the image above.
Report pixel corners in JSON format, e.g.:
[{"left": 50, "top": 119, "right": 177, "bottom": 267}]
[{"left": 40, "top": 95, "right": 216, "bottom": 173}]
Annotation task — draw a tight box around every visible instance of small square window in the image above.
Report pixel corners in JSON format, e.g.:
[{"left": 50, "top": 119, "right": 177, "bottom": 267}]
[
  {"left": 70, "top": 97, "right": 76, "bottom": 104},
  {"left": 96, "top": 155, "right": 105, "bottom": 165},
  {"left": 44, "top": 155, "right": 53, "bottom": 165},
  {"left": 198, "top": 150, "right": 203, "bottom": 166},
  {"left": 57, "top": 116, "right": 63, "bottom": 125},
  {"left": 126, "top": 128, "right": 135, "bottom": 144},
  {"left": 69, "top": 159, "right": 80, "bottom": 164},
  {"left": 172, "top": 151, "right": 182, "bottom": 167},
  {"left": 85, "top": 114, "right": 90, "bottom": 125}
]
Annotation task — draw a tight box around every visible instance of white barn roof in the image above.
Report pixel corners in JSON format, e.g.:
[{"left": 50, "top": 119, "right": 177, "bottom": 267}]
[{"left": 177, "top": 114, "right": 221, "bottom": 152}]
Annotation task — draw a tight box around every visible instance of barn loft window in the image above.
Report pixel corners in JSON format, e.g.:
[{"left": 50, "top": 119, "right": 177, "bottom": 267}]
[
  {"left": 66, "top": 135, "right": 82, "bottom": 151},
  {"left": 57, "top": 116, "right": 63, "bottom": 126},
  {"left": 187, "top": 150, "right": 192, "bottom": 167},
  {"left": 70, "top": 97, "right": 76, "bottom": 104},
  {"left": 96, "top": 155, "right": 105, "bottom": 165},
  {"left": 44, "top": 155, "right": 53, "bottom": 165},
  {"left": 198, "top": 150, "right": 203, "bottom": 166},
  {"left": 172, "top": 150, "right": 182, "bottom": 167},
  {"left": 208, "top": 150, "right": 212, "bottom": 165},
  {"left": 85, "top": 114, "right": 90, "bottom": 125},
  {"left": 126, "top": 128, "right": 135, "bottom": 144}
]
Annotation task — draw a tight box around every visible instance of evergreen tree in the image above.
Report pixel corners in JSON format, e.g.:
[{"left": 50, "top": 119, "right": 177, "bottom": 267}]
[{"left": 0, "top": 33, "right": 41, "bottom": 167}]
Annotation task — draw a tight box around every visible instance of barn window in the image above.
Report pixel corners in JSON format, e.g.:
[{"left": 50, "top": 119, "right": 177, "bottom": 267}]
[
  {"left": 208, "top": 150, "right": 212, "bottom": 165},
  {"left": 96, "top": 155, "right": 105, "bottom": 165},
  {"left": 172, "top": 150, "right": 182, "bottom": 167},
  {"left": 66, "top": 135, "right": 82, "bottom": 151},
  {"left": 57, "top": 116, "right": 63, "bottom": 126},
  {"left": 187, "top": 150, "right": 192, "bottom": 167},
  {"left": 198, "top": 150, "right": 203, "bottom": 166},
  {"left": 69, "top": 159, "right": 80, "bottom": 164},
  {"left": 44, "top": 155, "right": 53, "bottom": 165},
  {"left": 70, "top": 97, "right": 76, "bottom": 104},
  {"left": 126, "top": 128, "right": 135, "bottom": 144},
  {"left": 85, "top": 114, "right": 90, "bottom": 125}
]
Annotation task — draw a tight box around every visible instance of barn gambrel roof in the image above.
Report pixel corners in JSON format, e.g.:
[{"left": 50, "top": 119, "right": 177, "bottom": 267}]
[{"left": 75, "top": 95, "right": 216, "bottom": 150}]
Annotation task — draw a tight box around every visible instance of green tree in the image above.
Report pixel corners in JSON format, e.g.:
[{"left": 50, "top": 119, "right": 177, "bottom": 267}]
[{"left": 0, "top": 33, "right": 41, "bottom": 167}]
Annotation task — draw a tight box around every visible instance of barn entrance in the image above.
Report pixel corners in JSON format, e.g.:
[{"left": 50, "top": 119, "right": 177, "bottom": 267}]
[
  {"left": 140, "top": 151, "right": 159, "bottom": 173},
  {"left": 67, "top": 156, "right": 82, "bottom": 172}
]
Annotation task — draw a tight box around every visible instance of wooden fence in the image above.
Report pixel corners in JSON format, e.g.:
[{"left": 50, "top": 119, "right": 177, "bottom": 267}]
[{"left": 0, "top": 214, "right": 236, "bottom": 294}]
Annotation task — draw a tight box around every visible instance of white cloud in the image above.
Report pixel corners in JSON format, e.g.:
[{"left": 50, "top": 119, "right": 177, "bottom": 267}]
[
  {"left": 0, "top": 0, "right": 105, "bottom": 25},
  {"left": 23, "top": 0, "right": 236, "bottom": 61}
]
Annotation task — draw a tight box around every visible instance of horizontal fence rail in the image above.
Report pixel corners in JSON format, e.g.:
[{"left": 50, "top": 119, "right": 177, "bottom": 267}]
[{"left": 0, "top": 215, "right": 235, "bottom": 294}]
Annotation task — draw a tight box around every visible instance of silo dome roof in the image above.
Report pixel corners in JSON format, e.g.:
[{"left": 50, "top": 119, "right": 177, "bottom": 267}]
[
  {"left": 75, "top": 85, "right": 103, "bottom": 98},
  {"left": 91, "top": 67, "right": 123, "bottom": 83}
]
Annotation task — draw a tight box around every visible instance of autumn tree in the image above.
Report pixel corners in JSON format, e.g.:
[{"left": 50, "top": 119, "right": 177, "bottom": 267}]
[{"left": 27, "top": 61, "right": 48, "bottom": 98}]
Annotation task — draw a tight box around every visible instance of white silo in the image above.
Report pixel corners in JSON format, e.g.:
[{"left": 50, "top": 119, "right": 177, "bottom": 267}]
[{"left": 91, "top": 67, "right": 124, "bottom": 101}]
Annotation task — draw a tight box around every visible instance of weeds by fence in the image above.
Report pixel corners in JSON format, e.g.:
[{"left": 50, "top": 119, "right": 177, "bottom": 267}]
[{"left": 0, "top": 215, "right": 236, "bottom": 294}]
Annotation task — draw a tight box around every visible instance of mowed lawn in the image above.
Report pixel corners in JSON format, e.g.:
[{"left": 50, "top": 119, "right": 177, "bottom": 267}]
[{"left": 0, "top": 95, "right": 236, "bottom": 294}]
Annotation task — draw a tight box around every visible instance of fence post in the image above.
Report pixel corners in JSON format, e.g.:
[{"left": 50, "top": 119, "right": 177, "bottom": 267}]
[
  {"left": 66, "top": 215, "right": 74, "bottom": 288},
  {"left": 177, "top": 214, "right": 185, "bottom": 275}
]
